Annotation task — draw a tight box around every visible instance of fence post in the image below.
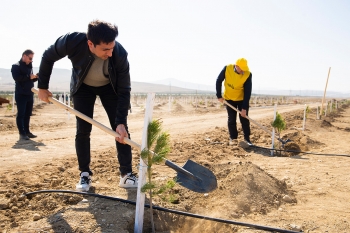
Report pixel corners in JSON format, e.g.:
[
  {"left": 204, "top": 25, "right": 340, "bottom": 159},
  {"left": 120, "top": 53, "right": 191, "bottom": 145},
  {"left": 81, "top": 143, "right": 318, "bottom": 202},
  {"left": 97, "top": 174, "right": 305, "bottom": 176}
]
[{"left": 134, "top": 93, "right": 155, "bottom": 233}]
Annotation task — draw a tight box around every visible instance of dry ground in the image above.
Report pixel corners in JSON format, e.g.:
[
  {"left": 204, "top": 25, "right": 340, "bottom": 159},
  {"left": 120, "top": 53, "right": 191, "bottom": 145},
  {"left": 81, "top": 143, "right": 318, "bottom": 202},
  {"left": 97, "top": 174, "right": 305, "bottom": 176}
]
[{"left": 0, "top": 97, "right": 349, "bottom": 233}]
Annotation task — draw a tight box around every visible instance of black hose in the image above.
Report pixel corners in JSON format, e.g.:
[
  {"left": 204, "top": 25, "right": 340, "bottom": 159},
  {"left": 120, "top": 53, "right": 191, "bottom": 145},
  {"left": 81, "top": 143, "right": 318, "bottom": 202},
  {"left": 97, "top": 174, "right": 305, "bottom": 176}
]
[
  {"left": 250, "top": 144, "right": 350, "bottom": 157},
  {"left": 25, "top": 190, "right": 301, "bottom": 233}
]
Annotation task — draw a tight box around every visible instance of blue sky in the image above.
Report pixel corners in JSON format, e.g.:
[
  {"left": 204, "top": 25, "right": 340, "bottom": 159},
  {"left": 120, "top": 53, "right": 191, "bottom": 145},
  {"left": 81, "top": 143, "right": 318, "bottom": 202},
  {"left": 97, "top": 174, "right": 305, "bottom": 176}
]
[{"left": 0, "top": 0, "right": 349, "bottom": 93}]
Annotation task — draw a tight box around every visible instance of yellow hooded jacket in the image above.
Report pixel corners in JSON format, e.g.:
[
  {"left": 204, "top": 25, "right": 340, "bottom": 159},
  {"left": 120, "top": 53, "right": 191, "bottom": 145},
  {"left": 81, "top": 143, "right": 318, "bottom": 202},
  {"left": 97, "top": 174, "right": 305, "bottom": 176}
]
[{"left": 223, "top": 64, "right": 251, "bottom": 101}]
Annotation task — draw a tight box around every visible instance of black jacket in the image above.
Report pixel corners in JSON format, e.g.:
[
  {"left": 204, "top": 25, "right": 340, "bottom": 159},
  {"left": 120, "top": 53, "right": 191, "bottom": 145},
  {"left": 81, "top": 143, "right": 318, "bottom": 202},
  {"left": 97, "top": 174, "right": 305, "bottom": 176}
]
[
  {"left": 11, "top": 60, "right": 38, "bottom": 95},
  {"left": 38, "top": 32, "right": 131, "bottom": 125}
]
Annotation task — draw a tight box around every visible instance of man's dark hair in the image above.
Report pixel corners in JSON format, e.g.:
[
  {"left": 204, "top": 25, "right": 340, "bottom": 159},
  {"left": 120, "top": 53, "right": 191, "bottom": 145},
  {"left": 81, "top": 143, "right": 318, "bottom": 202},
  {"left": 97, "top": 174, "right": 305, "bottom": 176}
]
[
  {"left": 22, "top": 49, "right": 34, "bottom": 56},
  {"left": 87, "top": 20, "right": 118, "bottom": 46}
]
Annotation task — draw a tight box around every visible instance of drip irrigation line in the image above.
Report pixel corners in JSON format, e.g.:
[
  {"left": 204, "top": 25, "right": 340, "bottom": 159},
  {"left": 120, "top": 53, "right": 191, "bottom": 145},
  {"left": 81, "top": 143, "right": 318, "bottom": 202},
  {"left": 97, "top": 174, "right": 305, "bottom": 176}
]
[
  {"left": 249, "top": 144, "right": 350, "bottom": 157},
  {"left": 25, "top": 190, "right": 301, "bottom": 233}
]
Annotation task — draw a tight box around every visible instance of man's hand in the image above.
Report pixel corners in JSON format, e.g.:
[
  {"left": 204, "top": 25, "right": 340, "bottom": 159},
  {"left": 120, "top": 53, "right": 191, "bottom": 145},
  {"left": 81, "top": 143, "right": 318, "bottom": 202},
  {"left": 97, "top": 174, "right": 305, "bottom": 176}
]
[
  {"left": 30, "top": 74, "right": 37, "bottom": 80},
  {"left": 218, "top": 98, "right": 224, "bottom": 103},
  {"left": 115, "top": 124, "right": 129, "bottom": 144},
  {"left": 241, "top": 109, "right": 247, "bottom": 118},
  {"left": 38, "top": 88, "right": 53, "bottom": 103}
]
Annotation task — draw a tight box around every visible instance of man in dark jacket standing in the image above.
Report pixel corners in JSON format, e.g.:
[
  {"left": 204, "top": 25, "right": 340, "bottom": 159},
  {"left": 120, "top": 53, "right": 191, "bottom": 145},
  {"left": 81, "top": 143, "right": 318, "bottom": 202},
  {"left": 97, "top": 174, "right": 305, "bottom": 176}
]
[
  {"left": 11, "top": 49, "right": 38, "bottom": 140},
  {"left": 37, "top": 20, "right": 137, "bottom": 192}
]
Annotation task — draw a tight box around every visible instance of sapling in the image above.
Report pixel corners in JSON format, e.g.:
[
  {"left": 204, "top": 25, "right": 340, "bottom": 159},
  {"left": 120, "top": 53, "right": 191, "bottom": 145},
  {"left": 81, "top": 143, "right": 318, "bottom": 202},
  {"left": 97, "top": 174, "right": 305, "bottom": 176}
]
[
  {"left": 140, "top": 119, "right": 175, "bottom": 233},
  {"left": 271, "top": 112, "right": 286, "bottom": 151},
  {"left": 306, "top": 105, "right": 311, "bottom": 118},
  {"left": 6, "top": 103, "right": 12, "bottom": 111}
]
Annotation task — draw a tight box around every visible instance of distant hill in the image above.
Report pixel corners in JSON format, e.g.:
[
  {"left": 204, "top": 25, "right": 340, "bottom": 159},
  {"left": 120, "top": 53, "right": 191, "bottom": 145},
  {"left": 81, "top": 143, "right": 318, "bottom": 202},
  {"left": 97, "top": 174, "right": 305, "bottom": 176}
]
[
  {"left": 0, "top": 68, "right": 212, "bottom": 94},
  {"left": 1, "top": 68, "right": 349, "bottom": 97},
  {"left": 150, "top": 78, "right": 215, "bottom": 92}
]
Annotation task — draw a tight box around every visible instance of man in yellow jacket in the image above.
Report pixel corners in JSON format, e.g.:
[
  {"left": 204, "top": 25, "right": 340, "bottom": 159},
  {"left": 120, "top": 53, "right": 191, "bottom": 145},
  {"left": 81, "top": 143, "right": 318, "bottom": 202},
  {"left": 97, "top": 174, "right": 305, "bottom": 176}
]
[{"left": 216, "top": 58, "right": 252, "bottom": 145}]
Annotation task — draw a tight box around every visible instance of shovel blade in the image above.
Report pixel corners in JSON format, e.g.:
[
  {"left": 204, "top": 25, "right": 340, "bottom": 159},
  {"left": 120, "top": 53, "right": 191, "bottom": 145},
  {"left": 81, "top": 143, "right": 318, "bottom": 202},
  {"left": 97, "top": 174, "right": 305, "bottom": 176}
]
[{"left": 176, "top": 160, "right": 217, "bottom": 193}]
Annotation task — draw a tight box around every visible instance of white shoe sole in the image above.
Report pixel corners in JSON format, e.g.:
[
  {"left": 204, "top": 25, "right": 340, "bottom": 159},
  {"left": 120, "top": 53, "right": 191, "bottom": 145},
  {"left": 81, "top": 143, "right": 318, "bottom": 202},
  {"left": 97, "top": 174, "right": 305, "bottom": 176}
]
[{"left": 76, "top": 185, "right": 91, "bottom": 192}]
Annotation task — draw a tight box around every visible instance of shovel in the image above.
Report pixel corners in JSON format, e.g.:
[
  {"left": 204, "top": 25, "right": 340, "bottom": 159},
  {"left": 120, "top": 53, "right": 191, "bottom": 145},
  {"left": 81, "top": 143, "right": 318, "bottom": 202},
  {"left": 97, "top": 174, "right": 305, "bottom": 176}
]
[
  {"left": 32, "top": 88, "right": 217, "bottom": 193},
  {"left": 223, "top": 100, "right": 290, "bottom": 145}
]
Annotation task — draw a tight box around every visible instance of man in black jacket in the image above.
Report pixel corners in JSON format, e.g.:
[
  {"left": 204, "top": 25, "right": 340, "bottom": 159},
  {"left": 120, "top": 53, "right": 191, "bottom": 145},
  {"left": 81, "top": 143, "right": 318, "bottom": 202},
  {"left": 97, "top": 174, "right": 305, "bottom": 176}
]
[
  {"left": 37, "top": 20, "right": 137, "bottom": 192},
  {"left": 11, "top": 49, "right": 38, "bottom": 140}
]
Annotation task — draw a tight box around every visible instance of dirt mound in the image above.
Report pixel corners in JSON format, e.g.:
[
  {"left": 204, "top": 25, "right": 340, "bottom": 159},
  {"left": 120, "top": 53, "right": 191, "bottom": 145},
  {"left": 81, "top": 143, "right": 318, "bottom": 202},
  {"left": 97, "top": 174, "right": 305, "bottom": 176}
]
[
  {"left": 321, "top": 119, "right": 333, "bottom": 127},
  {"left": 211, "top": 162, "right": 294, "bottom": 217},
  {"left": 174, "top": 103, "right": 184, "bottom": 112},
  {"left": 282, "top": 130, "right": 324, "bottom": 153}
]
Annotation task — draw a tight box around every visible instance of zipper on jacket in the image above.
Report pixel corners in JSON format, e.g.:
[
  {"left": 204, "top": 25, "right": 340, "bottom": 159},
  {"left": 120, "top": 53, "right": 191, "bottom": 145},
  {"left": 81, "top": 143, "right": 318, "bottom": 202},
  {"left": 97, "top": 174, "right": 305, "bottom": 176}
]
[
  {"left": 74, "top": 57, "right": 93, "bottom": 94},
  {"left": 108, "top": 61, "right": 118, "bottom": 95}
]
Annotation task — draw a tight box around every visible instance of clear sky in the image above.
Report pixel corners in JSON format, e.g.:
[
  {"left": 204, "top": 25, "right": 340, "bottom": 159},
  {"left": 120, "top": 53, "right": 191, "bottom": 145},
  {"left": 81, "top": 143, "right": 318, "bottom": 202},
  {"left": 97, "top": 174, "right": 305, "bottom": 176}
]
[{"left": 1, "top": 0, "right": 349, "bottom": 93}]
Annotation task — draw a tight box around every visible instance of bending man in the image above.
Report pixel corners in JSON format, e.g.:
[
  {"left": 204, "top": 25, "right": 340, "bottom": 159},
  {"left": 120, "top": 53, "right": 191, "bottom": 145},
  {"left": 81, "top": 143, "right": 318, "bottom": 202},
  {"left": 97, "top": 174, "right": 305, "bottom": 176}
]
[
  {"left": 37, "top": 20, "right": 137, "bottom": 191},
  {"left": 216, "top": 58, "right": 253, "bottom": 145}
]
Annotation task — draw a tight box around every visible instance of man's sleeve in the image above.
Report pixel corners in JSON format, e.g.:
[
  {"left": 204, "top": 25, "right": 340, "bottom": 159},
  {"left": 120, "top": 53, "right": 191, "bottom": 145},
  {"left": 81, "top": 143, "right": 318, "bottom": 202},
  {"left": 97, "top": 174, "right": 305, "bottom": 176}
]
[
  {"left": 242, "top": 73, "right": 252, "bottom": 109},
  {"left": 216, "top": 66, "right": 226, "bottom": 98},
  {"left": 38, "top": 33, "right": 72, "bottom": 89},
  {"left": 113, "top": 43, "right": 131, "bottom": 126}
]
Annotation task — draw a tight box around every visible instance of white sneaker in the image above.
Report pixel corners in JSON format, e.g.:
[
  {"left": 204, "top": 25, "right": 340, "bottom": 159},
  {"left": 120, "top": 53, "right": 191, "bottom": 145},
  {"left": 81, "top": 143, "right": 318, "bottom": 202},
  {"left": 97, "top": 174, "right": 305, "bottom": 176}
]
[
  {"left": 119, "top": 173, "right": 138, "bottom": 188},
  {"left": 76, "top": 172, "right": 92, "bottom": 192}
]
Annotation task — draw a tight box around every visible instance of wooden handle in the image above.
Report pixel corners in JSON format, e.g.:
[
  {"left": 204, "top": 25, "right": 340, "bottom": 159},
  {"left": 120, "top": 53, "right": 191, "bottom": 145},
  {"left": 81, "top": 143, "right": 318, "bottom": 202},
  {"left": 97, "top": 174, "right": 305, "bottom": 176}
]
[
  {"left": 31, "top": 88, "right": 141, "bottom": 150},
  {"left": 32, "top": 87, "right": 200, "bottom": 179},
  {"left": 223, "top": 100, "right": 273, "bottom": 136}
]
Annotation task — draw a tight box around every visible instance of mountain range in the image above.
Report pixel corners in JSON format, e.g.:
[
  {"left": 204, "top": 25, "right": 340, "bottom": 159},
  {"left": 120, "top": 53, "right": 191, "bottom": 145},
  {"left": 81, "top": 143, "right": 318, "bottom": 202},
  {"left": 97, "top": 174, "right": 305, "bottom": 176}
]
[
  {"left": 0, "top": 68, "right": 209, "bottom": 94},
  {"left": 1, "top": 68, "right": 349, "bottom": 97}
]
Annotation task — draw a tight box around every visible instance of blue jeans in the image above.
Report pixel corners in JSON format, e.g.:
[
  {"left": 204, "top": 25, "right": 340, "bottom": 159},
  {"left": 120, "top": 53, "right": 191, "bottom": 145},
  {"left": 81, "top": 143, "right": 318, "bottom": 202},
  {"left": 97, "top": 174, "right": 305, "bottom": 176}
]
[
  {"left": 73, "top": 83, "right": 132, "bottom": 176},
  {"left": 225, "top": 100, "right": 250, "bottom": 141},
  {"left": 15, "top": 93, "right": 34, "bottom": 135}
]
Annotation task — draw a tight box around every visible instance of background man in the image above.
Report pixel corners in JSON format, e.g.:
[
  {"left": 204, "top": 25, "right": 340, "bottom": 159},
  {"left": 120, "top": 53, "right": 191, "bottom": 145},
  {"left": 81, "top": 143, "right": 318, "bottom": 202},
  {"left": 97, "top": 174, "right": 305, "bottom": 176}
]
[
  {"left": 216, "top": 58, "right": 253, "bottom": 145},
  {"left": 11, "top": 49, "right": 38, "bottom": 140},
  {"left": 37, "top": 20, "right": 137, "bottom": 192}
]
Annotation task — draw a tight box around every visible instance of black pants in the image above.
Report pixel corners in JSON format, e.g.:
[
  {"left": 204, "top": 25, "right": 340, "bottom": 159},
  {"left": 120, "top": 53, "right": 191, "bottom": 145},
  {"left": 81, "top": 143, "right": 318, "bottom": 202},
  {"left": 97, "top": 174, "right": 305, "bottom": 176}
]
[
  {"left": 225, "top": 100, "right": 250, "bottom": 141},
  {"left": 73, "top": 83, "right": 132, "bottom": 176},
  {"left": 15, "top": 93, "right": 34, "bottom": 135}
]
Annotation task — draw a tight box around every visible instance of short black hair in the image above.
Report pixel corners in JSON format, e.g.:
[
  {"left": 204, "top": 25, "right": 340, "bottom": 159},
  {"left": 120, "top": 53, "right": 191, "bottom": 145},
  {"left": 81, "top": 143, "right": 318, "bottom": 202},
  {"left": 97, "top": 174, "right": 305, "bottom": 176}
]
[
  {"left": 87, "top": 19, "right": 118, "bottom": 46},
  {"left": 22, "top": 49, "right": 34, "bottom": 56}
]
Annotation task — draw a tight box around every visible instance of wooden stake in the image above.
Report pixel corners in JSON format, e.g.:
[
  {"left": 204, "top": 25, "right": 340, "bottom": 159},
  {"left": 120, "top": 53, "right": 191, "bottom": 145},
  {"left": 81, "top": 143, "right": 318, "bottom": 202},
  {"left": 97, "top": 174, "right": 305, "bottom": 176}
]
[{"left": 320, "top": 67, "right": 331, "bottom": 119}]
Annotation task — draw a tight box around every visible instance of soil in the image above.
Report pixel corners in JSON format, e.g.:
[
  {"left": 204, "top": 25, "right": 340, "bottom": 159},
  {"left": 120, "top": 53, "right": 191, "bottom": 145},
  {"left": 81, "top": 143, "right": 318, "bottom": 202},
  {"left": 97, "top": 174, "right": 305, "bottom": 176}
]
[{"left": 0, "top": 97, "right": 350, "bottom": 233}]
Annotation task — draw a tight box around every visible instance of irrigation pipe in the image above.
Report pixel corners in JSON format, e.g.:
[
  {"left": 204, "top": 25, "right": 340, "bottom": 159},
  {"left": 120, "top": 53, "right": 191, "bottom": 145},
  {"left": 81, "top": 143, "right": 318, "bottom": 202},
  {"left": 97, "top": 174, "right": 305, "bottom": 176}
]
[
  {"left": 248, "top": 144, "right": 350, "bottom": 157},
  {"left": 25, "top": 190, "right": 301, "bottom": 233}
]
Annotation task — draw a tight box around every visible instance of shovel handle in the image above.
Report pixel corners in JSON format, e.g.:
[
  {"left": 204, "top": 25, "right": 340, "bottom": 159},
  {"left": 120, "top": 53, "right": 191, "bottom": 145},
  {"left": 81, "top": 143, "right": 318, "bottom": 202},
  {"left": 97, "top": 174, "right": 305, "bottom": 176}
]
[
  {"left": 223, "top": 100, "right": 273, "bottom": 136},
  {"left": 32, "top": 88, "right": 141, "bottom": 148},
  {"left": 32, "top": 87, "right": 198, "bottom": 179}
]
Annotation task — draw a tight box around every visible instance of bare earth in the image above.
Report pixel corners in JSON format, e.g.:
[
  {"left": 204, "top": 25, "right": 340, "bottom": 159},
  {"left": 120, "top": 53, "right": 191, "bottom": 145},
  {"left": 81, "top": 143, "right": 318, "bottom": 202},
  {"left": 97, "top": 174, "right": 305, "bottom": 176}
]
[{"left": 0, "top": 97, "right": 349, "bottom": 233}]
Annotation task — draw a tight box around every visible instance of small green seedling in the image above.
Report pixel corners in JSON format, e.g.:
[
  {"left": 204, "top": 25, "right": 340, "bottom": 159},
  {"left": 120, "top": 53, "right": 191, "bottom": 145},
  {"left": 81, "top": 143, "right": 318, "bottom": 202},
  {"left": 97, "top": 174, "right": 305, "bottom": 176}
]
[
  {"left": 141, "top": 119, "right": 175, "bottom": 233},
  {"left": 271, "top": 112, "right": 286, "bottom": 151}
]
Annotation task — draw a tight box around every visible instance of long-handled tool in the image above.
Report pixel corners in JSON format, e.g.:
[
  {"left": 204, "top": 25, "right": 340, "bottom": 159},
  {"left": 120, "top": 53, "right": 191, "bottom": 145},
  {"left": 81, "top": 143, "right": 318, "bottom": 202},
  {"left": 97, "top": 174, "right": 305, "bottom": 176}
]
[
  {"left": 32, "top": 88, "right": 217, "bottom": 193},
  {"left": 223, "top": 100, "right": 290, "bottom": 145}
]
